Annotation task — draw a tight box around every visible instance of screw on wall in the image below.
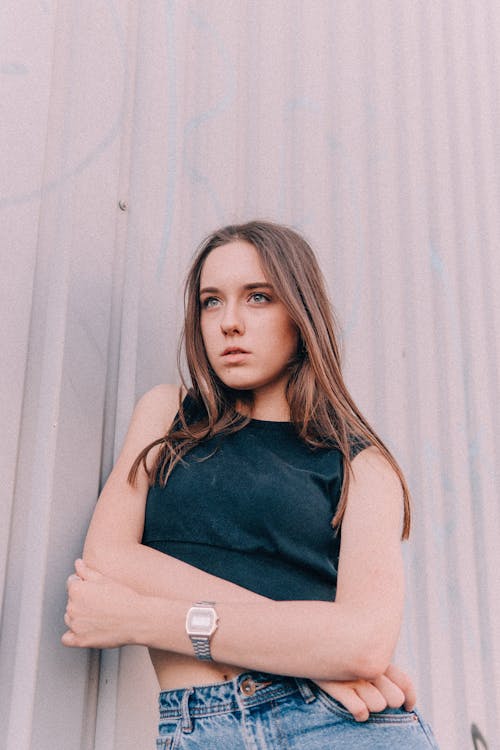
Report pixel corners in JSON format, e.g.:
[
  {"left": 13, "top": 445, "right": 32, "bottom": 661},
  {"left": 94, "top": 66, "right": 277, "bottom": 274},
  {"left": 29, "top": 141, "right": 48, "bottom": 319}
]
[{"left": 118, "top": 200, "right": 128, "bottom": 211}]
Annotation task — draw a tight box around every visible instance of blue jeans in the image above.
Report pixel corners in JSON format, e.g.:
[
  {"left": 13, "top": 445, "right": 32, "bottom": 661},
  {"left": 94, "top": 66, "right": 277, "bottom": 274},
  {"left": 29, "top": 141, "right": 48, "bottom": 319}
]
[{"left": 157, "top": 670, "right": 439, "bottom": 749}]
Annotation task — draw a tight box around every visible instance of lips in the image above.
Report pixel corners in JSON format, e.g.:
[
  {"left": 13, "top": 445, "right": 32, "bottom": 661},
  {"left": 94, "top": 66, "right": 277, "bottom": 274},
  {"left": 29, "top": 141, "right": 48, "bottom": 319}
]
[
  {"left": 221, "top": 347, "right": 249, "bottom": 356},
  {"left": 221, "top": 346, "right": 250, "bottom": 364}
]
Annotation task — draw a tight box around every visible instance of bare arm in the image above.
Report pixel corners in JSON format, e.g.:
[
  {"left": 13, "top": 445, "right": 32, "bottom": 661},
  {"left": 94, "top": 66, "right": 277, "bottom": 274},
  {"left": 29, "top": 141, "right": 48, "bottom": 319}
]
[{"left": 67, "top": 385, "right": 405, "bottom": 682}]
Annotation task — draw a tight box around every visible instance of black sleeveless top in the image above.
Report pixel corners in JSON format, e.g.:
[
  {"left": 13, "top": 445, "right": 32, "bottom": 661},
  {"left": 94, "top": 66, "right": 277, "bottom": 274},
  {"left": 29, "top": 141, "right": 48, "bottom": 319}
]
[{"left": 141, "top": 394, "right": 368, "bottom": 601}]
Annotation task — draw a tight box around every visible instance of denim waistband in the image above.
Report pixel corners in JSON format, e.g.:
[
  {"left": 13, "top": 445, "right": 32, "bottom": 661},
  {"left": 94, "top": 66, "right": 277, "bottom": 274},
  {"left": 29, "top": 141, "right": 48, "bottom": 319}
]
[{"left": 158, "top": 671, "right": 316, "bottom": 729}]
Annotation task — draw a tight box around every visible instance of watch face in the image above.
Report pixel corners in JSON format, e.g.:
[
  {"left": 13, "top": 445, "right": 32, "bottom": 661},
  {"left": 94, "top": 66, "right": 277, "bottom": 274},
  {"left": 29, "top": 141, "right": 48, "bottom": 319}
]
[{"left": 186, "top": 607, "right": 217, "bottom": 636}]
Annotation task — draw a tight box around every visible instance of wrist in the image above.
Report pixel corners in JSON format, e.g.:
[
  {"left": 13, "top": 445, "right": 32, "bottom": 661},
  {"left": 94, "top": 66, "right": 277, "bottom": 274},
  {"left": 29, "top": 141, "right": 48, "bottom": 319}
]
[
  {"left": 125, "top": 592, "right": 157, "bottom": 646},
  {"left": 133, "top": 596, "right": 190, "bottom": 652}
]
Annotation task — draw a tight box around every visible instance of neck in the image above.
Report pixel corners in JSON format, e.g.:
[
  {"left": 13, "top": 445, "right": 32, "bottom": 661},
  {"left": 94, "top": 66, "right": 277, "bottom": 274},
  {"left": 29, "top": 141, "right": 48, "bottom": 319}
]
[{"left": 241, "top": 384, "right": 291, "bottom": 422}]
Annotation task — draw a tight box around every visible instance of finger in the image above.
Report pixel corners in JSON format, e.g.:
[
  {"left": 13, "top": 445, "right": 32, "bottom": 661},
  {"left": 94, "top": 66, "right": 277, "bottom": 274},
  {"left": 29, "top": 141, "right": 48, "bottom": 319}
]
[
  {"left": 404, "top": 684, "right": 417, "bottom": 711},
  {"left": 372, "top": 674, "right": 405, "bottom": 708},
  {"left": 353, "top": 680, "right": 387, "bottom": 714},
  {"left": 321, "top": 683, "right": 369, "bottom": 722},
  {"left": 75, "top": 558, "right": 103, "bottom": 582},
  {"left": 384, "top": 664, "right": 417, "bottom": 711},
  {"left": 66, "top": 573, "right": 81, "bottom": 592},
  {"left": 384, "top": 665, "right": 416, "bottom": 710}
]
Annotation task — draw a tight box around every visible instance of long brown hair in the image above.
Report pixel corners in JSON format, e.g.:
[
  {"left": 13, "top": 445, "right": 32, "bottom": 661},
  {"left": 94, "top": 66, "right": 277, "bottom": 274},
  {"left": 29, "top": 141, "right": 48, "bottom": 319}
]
[{"left": 129, "top": 219, "right": 411, "bottom": 539}]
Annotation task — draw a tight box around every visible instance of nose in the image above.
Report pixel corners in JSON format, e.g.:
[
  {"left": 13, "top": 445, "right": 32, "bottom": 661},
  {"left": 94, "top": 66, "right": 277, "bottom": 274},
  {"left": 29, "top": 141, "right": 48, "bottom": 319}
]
[{"left": 220, "top": 302, "right": 244, "bottom": 335}]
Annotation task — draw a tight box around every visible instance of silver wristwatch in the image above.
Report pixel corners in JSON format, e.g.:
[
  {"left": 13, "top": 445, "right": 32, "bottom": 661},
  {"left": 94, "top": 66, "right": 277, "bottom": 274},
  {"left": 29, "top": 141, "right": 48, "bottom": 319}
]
[{"left": 185, "top": 601, "right": 219, "bottom": 661}]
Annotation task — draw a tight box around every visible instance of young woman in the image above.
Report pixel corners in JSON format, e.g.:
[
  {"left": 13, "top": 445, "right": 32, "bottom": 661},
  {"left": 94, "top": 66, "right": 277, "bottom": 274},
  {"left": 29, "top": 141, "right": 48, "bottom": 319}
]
[{"left": 63, "top": 220, "right": 439, "bottom": 748}]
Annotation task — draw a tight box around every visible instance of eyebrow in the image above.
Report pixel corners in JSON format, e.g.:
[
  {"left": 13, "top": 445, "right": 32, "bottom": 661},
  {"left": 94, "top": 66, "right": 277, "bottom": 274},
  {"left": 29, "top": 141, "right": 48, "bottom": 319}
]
[{"left": 199, "top": 282, "right": 274, "bottom": 295}]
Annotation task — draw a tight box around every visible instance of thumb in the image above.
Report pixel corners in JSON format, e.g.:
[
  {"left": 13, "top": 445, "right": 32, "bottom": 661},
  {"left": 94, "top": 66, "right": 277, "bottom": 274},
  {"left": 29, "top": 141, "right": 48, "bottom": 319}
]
[
  {"left": 74, "top": 558, "right": 103, "bottom": 582},
  {"left": 61, "top": 629, "right": 77, "bottom": 647}
]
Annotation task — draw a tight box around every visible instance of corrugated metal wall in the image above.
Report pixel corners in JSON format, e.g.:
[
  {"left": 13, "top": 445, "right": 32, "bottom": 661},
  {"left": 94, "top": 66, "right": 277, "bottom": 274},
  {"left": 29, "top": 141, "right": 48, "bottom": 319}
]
[{"left": 1, "top": 2, "right": 499, "bottom": 748}]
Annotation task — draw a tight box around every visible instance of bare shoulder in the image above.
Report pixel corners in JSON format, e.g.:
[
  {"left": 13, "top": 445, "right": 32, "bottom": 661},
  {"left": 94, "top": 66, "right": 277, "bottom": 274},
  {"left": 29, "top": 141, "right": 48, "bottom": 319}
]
[
  {"left": 350, "top": 445, "right": 402, "bottom": 492},
  {"left": 129, "top": 383, "right": 185, "bottom": 444},
  {"left": 346, "top": 446, "right": 404, "bottom": 527},
  {"left": 136, "top": 383, "right": 184, "bottom": 414}
]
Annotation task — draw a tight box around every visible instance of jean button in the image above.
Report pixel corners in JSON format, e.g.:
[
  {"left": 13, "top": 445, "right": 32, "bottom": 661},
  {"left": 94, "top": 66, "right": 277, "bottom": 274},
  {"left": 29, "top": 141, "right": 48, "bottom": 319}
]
[{"left": 240, "top": 677, "right": 256, "bottom": 696}]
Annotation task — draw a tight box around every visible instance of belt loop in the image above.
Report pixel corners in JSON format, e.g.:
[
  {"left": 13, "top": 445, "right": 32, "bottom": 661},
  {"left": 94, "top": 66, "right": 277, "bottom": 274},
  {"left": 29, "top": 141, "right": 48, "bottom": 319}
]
[
  {"left": 180, "top": 687, "right": 194, "bottom": 733},
  {"left": 295, "top": 678, "right": 316, "bottom": 704}
]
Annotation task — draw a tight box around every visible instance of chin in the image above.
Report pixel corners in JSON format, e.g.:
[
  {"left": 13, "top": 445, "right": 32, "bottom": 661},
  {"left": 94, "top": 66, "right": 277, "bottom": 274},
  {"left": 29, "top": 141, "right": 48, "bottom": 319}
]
[
  {"left": 218, "top": 377, "right": 256, "bottom": 392},
  {"left": 213, "top": 370, "right": 256, "bottom": 391}
]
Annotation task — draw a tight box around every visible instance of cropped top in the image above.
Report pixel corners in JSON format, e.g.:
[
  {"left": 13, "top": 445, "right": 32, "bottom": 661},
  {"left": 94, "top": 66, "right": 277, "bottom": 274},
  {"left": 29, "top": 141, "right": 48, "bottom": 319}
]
[{"left": 141, "top": 394, "right": 368, "bottom": 601}]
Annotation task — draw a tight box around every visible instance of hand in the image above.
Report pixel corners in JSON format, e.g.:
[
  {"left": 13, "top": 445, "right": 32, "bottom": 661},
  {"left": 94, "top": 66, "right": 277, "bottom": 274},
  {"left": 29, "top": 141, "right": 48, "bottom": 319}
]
[
  {"left": 62, "top": 559, "right": 144, "bottom": 649},
  {"left": 313, "top": 664, "right": 416, "bottom": 722}
]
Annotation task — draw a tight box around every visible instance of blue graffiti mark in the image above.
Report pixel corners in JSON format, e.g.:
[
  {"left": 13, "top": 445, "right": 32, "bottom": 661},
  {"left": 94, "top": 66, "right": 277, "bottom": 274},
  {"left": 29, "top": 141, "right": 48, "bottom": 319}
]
[
  {"left": 427, "top": 238, "right": 498, "bottom": 727},
  {"left": 323, "top": 127, "right": 367, "bottom": 336},
  {"left": 1, "top": 61, "right": 29, "bottom": 75},
  {"left": 429, "top": 243, "right": 445, "bottom": 277},
  {"left": 0, "top": 0, "right": 127, "bottom": 211},
  {"left": 156, "top": 0, "right": 178, "bottom": 279},
  {"left": 427, "top": 238, "right": 492, "bottom": 490},
  {"left": 420, "top": 426, "right": 478, "bottom": 653},
  {"left": 284, "top": 96, "right": 323, "bottom": 115},
  {"left": 422, "top": 439, "right": 457, "bottom": 537},
  {"left": 279, "top": 96, "right": 329, "bottom": 226},
  {"left": 326, "top": 134, "right": 340, "bottom": 152},
  {"left": 429, "top": 239, "right": 495, "bottom": 498},
  {"left": 277, "top": 92, "right": 368, "bottom": 335},
  {"left": 178, "top": 6, "right": 237, "bottom": 228}
]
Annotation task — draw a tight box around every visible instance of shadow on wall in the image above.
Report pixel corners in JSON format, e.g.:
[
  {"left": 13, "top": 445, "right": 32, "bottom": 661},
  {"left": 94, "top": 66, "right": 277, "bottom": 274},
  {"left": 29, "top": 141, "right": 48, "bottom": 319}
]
[{"left": 471, "top": 723, "right": 488, "bottom": 749}]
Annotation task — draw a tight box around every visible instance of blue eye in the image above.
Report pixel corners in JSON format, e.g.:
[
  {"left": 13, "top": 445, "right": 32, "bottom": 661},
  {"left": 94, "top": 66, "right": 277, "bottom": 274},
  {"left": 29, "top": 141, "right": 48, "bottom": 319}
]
[
  {"left": 201, "top": 297, "right": 220, "bottom": 309},
  {"left": 250, "top": 292, "right": 270, "bottom": 303}
]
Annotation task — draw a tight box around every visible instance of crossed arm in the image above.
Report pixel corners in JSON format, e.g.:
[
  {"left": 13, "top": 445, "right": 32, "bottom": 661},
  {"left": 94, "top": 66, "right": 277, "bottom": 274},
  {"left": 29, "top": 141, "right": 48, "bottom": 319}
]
[{"left": 62, "top": 385, "right": 415, "bottom": 718}]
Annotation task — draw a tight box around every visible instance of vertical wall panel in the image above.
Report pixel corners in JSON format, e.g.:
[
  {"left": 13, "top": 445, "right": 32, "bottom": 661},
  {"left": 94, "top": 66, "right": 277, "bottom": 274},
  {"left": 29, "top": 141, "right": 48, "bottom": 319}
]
[
  {"left": 1, "top": 2, "right": 499, "bottom": 749},
  {"left": 0, "top": 0, "right": 58, "bottom": 615},
  {"left": 1, "top": 1, "right": 135, "bottom": 748}
]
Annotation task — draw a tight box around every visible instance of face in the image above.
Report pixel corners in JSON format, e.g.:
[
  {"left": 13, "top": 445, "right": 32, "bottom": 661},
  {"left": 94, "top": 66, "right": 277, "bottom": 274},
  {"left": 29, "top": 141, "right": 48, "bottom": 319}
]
[{"left": 199, "top": 241, "right": 299, "bottom": 404}]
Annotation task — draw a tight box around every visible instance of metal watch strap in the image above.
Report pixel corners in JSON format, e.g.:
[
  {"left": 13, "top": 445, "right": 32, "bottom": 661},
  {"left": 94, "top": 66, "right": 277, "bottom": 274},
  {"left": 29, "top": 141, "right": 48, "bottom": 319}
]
[{"left": 189, "top": 634, "right": 213, "bottom": 661}]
